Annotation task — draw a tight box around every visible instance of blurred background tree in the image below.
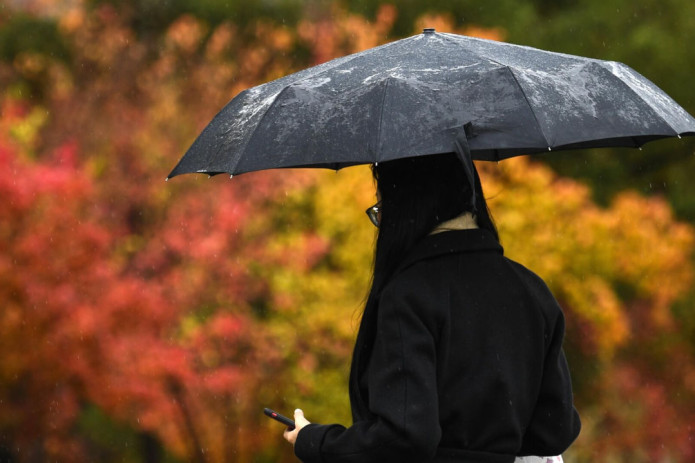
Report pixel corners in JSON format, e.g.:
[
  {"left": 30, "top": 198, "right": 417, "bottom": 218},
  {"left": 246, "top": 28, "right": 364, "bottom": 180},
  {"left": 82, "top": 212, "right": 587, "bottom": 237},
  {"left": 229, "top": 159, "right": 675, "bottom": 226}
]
[{"left": 1, "top": 0, "right": 694, "bottom": 462}]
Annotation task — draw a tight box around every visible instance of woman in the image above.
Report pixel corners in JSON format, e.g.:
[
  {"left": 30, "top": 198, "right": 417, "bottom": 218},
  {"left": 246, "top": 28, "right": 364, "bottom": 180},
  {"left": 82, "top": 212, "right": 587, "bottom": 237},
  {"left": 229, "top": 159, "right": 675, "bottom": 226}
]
[{"left": 283, "top": 152, "right": 581, "bottom": 463}]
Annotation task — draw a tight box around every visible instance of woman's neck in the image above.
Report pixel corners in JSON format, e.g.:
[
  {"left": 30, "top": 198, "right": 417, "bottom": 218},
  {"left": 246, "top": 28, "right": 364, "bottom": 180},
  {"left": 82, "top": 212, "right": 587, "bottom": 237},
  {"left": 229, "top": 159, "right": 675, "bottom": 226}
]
[{"left": 430, "top": 212, "right": 478, "bottom": 235}]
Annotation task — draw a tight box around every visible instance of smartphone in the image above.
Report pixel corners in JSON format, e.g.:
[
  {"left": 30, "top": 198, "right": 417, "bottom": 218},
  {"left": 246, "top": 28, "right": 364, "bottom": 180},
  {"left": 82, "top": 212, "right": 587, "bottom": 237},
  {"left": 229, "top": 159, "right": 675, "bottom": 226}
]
[{"left": 263, "top": 408, "right": 296, "bottom": 430}]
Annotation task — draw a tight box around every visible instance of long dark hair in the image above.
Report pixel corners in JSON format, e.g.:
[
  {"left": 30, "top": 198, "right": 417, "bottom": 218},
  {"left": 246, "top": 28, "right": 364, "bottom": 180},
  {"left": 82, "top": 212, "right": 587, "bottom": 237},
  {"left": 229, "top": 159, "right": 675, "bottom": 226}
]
[{"left": 349, "top": 152, "right": 498, "bottom": 413}]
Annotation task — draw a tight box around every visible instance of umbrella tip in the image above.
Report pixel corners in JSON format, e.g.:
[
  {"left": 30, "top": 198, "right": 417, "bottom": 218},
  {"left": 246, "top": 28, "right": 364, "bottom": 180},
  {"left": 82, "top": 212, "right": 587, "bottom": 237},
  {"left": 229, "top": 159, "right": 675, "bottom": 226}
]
[{"left": 423, "top": 28, "right": 436, "bottom": 34}]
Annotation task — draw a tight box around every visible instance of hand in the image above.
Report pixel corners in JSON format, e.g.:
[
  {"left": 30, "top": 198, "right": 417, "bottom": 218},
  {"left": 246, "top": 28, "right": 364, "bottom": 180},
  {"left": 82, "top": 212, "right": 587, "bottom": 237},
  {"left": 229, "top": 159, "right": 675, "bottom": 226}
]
[{"left": 283, "top": 409, "right": 310, "bottom": 446}]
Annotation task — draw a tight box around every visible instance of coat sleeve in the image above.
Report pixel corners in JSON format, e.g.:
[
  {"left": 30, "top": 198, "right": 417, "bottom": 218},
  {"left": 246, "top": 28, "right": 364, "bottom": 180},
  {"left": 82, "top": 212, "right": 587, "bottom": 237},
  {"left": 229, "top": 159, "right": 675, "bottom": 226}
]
[
  {"left": 519, "top": 309, "right": 581, "bottom": 456},
  {"left": 294, "top": 283, "right": 442, "bottom": 463}
]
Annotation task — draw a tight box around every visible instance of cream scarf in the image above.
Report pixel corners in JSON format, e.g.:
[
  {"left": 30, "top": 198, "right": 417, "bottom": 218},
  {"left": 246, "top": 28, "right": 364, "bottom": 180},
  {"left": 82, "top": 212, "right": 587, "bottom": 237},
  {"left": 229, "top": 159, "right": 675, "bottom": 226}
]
[{"left": 429, "top": 212, "right": 478, "bottom": 235}]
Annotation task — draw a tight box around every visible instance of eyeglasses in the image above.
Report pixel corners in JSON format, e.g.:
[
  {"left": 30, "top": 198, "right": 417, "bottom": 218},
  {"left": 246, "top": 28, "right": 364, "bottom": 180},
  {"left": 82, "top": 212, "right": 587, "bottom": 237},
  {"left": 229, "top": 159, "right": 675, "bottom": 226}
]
[{"left": 365, "top": 201, "right": 381, "bottom": 228}]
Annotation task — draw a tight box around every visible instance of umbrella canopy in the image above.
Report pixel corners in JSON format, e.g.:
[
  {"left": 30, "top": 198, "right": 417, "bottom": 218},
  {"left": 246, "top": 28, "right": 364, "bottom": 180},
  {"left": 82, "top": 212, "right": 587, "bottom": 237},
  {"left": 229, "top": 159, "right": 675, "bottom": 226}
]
[{"left": 167, "top": 29, "right": 695, "bottom": 179}]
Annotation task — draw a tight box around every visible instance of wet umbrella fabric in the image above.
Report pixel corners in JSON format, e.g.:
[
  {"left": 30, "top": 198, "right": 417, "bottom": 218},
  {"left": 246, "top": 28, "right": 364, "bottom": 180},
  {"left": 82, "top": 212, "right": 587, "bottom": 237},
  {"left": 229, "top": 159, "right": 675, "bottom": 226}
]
[{"left": 167, "top": 29, "right": 695, "bottom": 179}]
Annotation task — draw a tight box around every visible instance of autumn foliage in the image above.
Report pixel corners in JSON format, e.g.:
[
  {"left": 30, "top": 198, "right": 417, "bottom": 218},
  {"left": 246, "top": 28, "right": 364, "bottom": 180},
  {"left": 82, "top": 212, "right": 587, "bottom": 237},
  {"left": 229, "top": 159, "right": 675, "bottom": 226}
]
[{"left": 1, "top": 2, "right": 694, "bottom": 462}]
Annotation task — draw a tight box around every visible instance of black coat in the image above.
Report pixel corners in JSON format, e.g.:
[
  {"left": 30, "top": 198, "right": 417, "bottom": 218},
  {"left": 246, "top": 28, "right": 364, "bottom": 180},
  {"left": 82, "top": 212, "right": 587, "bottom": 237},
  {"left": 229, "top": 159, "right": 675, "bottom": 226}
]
[{"left": 295, "top": 229, "right": 581, "bottom": 463}]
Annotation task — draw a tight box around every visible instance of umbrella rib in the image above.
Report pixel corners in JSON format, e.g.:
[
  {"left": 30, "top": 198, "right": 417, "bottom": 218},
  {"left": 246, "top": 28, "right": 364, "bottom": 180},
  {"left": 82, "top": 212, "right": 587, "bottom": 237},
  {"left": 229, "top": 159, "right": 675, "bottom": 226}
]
[
  {"left": 374, "top": 76, "right": 393, "bottom": 163},
  {"left": 598, "top": 61, "right": 681, "bottom": 138},
  {"left": 233, "top": 84, "right": 297, "bottom": 173},
  {"left": 278, "top": 38, "right": 409, "bottom": 89},
  {"left": 439, "top": 32, "right": 510, "bottom": 69},
  {"left": 503, "top": 66, "right": 552, "bottom": 149},
  {"left": 233, "top": 40, "right": 415, "bottom": 172},
  {"left": 440, "top": 33, "right": 552, "bottom": 151}
]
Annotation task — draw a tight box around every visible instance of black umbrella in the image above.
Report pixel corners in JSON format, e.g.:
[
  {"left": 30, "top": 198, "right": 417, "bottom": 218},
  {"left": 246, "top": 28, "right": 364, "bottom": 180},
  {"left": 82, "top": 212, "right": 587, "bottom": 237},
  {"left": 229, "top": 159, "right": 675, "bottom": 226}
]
[{"left": 167, "top": 29, "right": 695, "bottom": 179}]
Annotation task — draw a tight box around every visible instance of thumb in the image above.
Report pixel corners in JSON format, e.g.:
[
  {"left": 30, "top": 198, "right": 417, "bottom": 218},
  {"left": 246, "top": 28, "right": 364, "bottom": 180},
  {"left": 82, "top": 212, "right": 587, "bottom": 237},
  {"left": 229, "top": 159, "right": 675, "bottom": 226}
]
[{"left": 294, "top": 408, "right": 310, "bottom": 425}]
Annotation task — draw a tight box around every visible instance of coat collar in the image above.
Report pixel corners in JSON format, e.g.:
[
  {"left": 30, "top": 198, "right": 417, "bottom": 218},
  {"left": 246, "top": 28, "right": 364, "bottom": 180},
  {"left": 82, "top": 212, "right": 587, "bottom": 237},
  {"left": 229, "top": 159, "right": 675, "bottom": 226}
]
[{"left": 395, "top": 228, "right": 503, "bottom": 275}]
